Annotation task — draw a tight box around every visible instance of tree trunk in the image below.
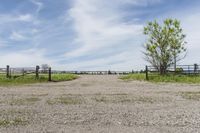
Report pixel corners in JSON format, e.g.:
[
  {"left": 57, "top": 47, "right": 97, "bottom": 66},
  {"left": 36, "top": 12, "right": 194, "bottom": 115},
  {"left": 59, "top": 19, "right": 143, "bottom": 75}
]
[
  {"left": 160, "top": 65, "right": 164, "bottom": 75},
  {"left": 174, "top": 54, "right": 177, "bottom": 73}
]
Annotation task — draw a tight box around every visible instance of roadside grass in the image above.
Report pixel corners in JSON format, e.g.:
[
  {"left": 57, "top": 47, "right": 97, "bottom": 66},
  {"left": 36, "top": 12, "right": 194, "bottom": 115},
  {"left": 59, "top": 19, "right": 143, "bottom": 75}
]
[
  {"left": 121, "top": 73, "right": 200, "bottom": 83},
  {"left": 0, "top": 74, "right": 78, "bottom": 86},
  {"left": 180, "top": 91, "right": 200, "bottom": 100},
  {"left": 51, "top": 74, "right": 78, "bottom": 82},
  {"left": 120, "top": 74, "right": 146, "bottom": 81}
]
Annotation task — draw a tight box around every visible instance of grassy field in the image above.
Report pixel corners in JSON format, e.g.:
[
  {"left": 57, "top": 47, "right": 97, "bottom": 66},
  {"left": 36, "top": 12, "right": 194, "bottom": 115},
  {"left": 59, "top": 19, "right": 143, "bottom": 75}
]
[
  {"left": 0, "top": 74, "right": 78, "bottom": 86},
  {"left": 121, "top": 73, "right": 200, "bottom": 83}
]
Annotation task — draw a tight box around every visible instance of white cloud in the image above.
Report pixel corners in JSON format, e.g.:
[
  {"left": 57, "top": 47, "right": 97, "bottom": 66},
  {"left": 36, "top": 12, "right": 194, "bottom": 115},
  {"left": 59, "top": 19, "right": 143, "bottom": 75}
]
[
  {"left": 109, "top": 0, "right": 162, "bottom": 6},
  {"left": 181, "top": 12, "right": 200, "bottom": 64},
  {"left": 0, "top": 49, "right": 53, "bottom": 67},
  {"left": 60, "top": 50, "right": 144, "bottom": 71},
  {"left": 65, "top": 0, "right": 143, "bottom": 58},
  {"left": 9, "top": 31, "right": 28, "bottom": 41},
  {"left": 17, "top": 14, "right": 33, "bottom": 22},
  {"left": 30, "top": 0, "right": 43, "bottom": 13},
  {"left": 0, "top": 40, "right": 7, "bottom": 47},
  {"left": 0, "top": 14, "right": 36, "bottom": 24}
]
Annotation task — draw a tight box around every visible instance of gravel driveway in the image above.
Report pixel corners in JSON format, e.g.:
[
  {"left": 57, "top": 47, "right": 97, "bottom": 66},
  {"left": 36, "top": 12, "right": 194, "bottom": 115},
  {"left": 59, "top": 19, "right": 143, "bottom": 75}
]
[{"left": 0, "top": 75, "right": 200, "bottom": 133}]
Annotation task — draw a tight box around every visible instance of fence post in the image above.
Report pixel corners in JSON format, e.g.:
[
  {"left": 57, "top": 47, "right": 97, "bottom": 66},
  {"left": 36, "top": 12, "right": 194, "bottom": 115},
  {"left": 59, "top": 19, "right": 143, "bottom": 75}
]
[
  {"left": 22, "top": 68, "right": 25, "bottom": 76},
  {"left": 6, "top": 65, "right": 10, "bottom": 78},
  {"left": 48, "top": 67, "right": 51, "bottom": 81},
  {"left": 194, "top": 64, "right": 198, "bottom": 74},
  {"left": 146, "top": 65, "right": 149, "bottom": 80},
  {"left": 36, "top": 65, "right": 40, "bottom": 79}
]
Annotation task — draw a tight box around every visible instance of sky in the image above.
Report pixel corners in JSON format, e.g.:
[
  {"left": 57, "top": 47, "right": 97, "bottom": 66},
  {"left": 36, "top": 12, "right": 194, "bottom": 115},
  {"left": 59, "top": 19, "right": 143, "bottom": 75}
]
[{"left": 0, "top": 0, "right": 200, "bottom": 71}]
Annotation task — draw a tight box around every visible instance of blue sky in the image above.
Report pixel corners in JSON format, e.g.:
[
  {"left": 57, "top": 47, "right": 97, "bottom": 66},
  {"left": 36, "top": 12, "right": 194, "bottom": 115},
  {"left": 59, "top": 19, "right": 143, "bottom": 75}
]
[{"left": 0, "top": 0, "right": 200, "bottom": 70}]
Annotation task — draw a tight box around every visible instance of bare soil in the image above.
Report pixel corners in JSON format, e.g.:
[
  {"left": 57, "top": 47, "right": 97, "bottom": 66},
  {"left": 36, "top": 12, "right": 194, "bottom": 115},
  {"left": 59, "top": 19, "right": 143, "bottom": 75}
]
[{"left": 0, "top": 75, "right": 200, "bottom": 133}]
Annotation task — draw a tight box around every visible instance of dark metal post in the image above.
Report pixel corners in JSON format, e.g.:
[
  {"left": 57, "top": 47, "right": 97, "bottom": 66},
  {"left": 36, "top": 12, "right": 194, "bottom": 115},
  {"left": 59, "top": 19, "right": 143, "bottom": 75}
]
[
  {"left": 36, "top": 65, "right": 40, "bottom": 79},
  {"left": 48, "top": 67, "right": 51, "bottom": 81},
  {"left": 194, "top": 64, "right": 198, "bottom": 75},
  {"left": 188, "top": 65, "right": 190, "bottom": 75},
  {"left": 146, "top": 65, "right": 149, "bottom": 80},
  {"left": 6, "top": 65, "right": 10, "bottom": 78}
]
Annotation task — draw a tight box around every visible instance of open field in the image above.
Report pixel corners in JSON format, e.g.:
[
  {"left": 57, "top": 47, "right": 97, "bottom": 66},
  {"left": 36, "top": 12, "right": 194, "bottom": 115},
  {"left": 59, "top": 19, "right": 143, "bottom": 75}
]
[
  {"left": 0, "top": 75, "right": 200, "bottom": 132},
  {"left": 0, "top": 74, "right": 78, "bottom": 86}
]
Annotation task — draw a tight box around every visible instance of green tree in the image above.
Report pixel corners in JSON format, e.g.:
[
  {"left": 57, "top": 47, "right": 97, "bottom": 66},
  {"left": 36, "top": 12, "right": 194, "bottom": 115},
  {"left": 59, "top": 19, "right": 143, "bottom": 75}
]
[{"left": 143, "top": 18, "right": 187, "bottom": 74}]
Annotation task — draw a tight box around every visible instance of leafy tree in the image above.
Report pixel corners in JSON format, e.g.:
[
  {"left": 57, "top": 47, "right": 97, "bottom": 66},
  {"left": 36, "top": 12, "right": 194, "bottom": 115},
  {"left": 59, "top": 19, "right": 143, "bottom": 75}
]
[{"left": 143, "top": 18, "right": 187, "bottom": 74}]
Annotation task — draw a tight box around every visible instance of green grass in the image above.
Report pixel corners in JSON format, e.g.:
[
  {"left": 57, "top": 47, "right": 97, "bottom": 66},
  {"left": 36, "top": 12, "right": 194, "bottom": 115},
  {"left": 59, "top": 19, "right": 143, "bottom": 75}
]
[
  {"left": 51, "top": 74, "right": 78, "bottom": 82},
  {"left": 47, "top": 95, "right": 83, "bottom": 105},
  {"left": 0, "top": 74, "right": 78, "bottom": 86},
  {"left": 120, "top": 74, "right": 146, "bottom": 81},
  {"left": 121, "top": 73, "right": 200, "bottom": 83}
]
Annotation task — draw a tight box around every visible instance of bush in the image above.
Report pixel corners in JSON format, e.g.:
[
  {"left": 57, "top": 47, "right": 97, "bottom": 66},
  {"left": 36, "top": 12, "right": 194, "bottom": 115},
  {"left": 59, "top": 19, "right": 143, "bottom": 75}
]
[{"left": 175, "top": 67, "right": 183, "bottom": 74}]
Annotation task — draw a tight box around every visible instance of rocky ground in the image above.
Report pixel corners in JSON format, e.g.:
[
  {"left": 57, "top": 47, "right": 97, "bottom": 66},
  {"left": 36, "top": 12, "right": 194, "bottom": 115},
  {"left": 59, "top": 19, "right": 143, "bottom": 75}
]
[{"left": 0, "top": 75, "right": 200, "bottom": 133}]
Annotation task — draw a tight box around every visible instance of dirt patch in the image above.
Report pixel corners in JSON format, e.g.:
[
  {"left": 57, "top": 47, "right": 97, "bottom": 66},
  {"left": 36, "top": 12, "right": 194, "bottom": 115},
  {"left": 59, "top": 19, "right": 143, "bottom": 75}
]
[{"left": 0, "top": 75, "right": 200, "bottom": 133}]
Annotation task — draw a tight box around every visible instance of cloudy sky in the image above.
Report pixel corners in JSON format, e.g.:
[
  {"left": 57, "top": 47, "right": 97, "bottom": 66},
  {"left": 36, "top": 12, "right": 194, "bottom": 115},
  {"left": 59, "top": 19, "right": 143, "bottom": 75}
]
[{"left": 0, "top": 0, "right": 200, "bottom": 71}]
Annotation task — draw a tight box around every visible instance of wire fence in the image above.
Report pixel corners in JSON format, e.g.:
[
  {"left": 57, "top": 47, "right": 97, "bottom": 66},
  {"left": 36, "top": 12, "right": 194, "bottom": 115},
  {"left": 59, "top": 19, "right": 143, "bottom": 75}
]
[
  {"left": 145, "top": 64, "right": 200, "bottom": 80},
  {"left": 0, "top": 65, "right": 52, "bottom": 81},
  {"left": 0, "top": 65, "right": 135, "bottom": 82},
  {"left": 63, "top": 71, "right": 132, "bottom": 75}
]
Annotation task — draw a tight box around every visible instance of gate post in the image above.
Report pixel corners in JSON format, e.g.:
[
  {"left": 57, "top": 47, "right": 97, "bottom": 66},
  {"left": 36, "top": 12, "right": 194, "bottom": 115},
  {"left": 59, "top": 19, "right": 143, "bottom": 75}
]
[
  {"left": 36, "top": 65, "right": 40, "bottom": 79},
  {"left": 6, "top": 65, "right": 10, "bottom": 78},
  {"left": 146, "top": 65, "right": 149, "bottom": 80},
  {"left": 48, "top": 67, "right": 51, "bottom": 81},
  {"left": 194, "top": 64, "right": 198, "bottom": 74}
]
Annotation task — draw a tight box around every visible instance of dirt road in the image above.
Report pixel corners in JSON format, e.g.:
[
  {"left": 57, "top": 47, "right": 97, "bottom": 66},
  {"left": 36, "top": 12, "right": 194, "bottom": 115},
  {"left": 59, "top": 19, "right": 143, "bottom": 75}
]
[{"left": 0, "top": 75, "right": 200, "bottom": 133}]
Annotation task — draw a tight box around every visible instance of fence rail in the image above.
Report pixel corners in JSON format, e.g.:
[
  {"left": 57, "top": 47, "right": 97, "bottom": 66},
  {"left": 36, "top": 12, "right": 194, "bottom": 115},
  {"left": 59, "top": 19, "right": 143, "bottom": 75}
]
[
  {"left": 145, "top": 64, "right": 200, "bottom": 80},
  {"left": 63, "top": 71, "right": 132, "bottom": 75},
  {"left": 1, "top": 65, "right": 134, "bottom": 82},
  {"left": 0, "top": 65, "right": 52, "bottom": 81}
]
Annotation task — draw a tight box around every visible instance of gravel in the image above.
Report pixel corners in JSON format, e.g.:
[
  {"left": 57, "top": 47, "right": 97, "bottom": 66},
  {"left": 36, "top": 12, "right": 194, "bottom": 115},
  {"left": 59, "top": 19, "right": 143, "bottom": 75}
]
[{"left": 0, "top": 75, "right": 200, "bottom": 133}]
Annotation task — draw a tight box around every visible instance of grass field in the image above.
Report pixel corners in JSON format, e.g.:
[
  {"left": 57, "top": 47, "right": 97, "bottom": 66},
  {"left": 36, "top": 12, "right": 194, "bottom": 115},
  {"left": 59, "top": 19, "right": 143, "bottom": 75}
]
[
  {"left": 0, "top": 74, "right": 78, "bottom": 86},
  {"left": 121, "top": 73, "right": 200, "bottom": 83}
]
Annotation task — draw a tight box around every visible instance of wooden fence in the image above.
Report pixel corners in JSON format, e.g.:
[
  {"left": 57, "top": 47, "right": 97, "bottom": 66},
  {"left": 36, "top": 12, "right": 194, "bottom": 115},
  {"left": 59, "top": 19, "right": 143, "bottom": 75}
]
[
  {"left": 0, "top": 65, "right": 52, "bottom": 81},
  {"left": 0, "top": 65, "right": 134, "bottom": 81},
  {"left": 145, "top": 64, "right": 200, "bottom": 80}
]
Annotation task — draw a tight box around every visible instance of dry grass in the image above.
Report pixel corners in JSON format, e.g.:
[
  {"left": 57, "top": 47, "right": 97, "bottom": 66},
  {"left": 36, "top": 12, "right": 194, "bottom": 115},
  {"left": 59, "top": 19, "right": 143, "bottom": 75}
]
[
  {"left": 0, "top": 109, "right": 31, "bottom": 127},
  {"left": 9, "top": 97, "right": 41, "bottom": 105},
  {"left": 180, "top": 91, "right": 200, "bottom": 100},
  {"left": 92, "top": 94, "right": 156, "bottom": 104},
  {"left": 0, "top": 118, "right": 28, "bottom": 127},
  {"left": 47, "top": 95, "right": 83, "bottom": 105}
]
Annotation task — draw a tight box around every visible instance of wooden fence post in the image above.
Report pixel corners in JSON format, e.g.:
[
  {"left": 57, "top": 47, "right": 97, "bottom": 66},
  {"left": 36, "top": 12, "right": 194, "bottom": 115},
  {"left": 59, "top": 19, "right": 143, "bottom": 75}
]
[
  {"left": 194, "top": 64, "right": 198, "bottom": 74},
  {"left": 22, "top": 68, "right": 25, "bottom": 76},
  {"left": 48, "top": 67, "right": 51, "bottom": 81},
  {"left": 146, "top": 65, "right": 149, "bottom": 80},
  {"left": 6, "top": 65, "right": 10, "bottom": 78},
  {"left": 36, "top": 65, "right": 40, "bottom": 79}
]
